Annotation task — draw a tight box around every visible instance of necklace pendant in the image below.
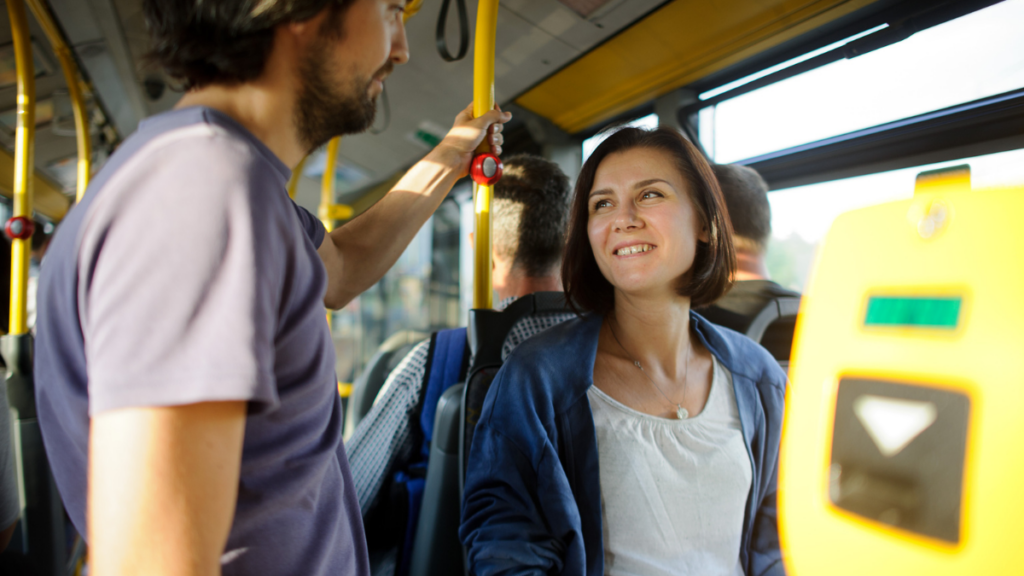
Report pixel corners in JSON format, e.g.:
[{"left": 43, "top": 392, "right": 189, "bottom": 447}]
[{"left": 676, "top": 404, "right": 689, "bottom": 420}]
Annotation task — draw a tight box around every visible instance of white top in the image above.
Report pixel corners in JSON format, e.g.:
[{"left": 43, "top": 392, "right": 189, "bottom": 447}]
[{"left": 588, "top": 356, "right": 752, "bottom": 576}]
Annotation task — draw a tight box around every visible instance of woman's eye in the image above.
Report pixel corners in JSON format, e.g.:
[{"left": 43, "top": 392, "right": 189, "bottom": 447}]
[
  {"left": 593, "top": 200, "right": 610, "bottom": 210},
  {"left": 641, "top": 190, "right": 662, "bottom": 200}
]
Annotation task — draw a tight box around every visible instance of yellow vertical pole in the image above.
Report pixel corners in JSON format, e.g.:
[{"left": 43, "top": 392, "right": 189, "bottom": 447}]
[
  {"left": 26, "top": 0, "right": 90, "bottom": 202},
  {"left": 288, "top": 155, "right": 307, "bottom": 199},
  {"left": 7, "top": 0, "right": 35, "bottom": 336},
  {"left": 472, "top": 0, "right": 499, "bottom": 310},
  {"left": 320, "top": 137, "right": 340, "bottom": 234}
]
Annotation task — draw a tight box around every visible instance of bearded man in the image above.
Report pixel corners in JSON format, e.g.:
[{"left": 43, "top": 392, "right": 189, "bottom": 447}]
[{"left": 32, "top": 1, "right": 509, "bottom": 575}]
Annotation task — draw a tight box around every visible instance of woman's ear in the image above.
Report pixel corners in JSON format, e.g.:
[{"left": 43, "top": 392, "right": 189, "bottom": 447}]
[{"left": 698, "top": 223, "right": 711, "bottom": 244}]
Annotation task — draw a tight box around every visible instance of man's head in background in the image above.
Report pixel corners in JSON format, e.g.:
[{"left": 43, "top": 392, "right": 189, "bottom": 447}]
[
  {"left": 490, "top": 154, "right": 571, "bottom": 301},
  {"left": 713, "top": 163, "right": 772, "bottom": 281}
]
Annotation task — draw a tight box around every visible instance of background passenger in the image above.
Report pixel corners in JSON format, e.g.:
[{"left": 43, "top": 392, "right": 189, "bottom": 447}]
[
  {"left": 347, "top": 154, "right": 574, "bottom": 575},
  {"left": 460, "top": 128, "right": 787, "bottom": 576},
  {"left": 698, "top": 164, "right": 800, "bottom": 355},
  {"left": 33, "top": 1, "right": 510, "bottom": 575}
]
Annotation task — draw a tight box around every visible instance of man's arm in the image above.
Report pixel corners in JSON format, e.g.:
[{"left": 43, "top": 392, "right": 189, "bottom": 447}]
[
  {"left": 318, "top": 103, "right": 511, "bottom": 309},
  {"left": 88, "top": 401, "right": 246, "bottom": 576}
]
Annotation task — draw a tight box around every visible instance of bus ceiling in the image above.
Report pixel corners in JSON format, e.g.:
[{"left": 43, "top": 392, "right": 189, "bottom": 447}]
[{"left": 16, "top": 0, "right": 1007, "bottom": 221}]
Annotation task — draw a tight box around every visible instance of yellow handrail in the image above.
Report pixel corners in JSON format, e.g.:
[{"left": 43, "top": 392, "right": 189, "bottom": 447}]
[
  {"left": 403, "top": 0, "right": 423, "bottom": 22},
  {"left": 287, "top": 155, "right": 306, "bottom": 199},
  {"left": 318, "top": 138, "right": 354, "bottom": 233},
  {"left": 6, "top": 0, "right": 34, "bottom": 336},
  {"left": 472, "top": 0, "right": 499, "bottom": 310},
  {"left": 25, "top": 0, "right": 90, "bottom": 202}
]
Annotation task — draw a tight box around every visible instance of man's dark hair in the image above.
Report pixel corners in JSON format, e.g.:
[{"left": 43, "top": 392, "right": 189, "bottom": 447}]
[
  {"left": 492, "top": 154, "right": 571, "bottom": 278},
  {"left": 562, "top": 127, "right": 736, "bottom": 313},
  {"left": 143, "top": 0, "right": 352, "bottom": 89},
  {"left": 712, "top": 163, "right": 771, "bottom": 254}
]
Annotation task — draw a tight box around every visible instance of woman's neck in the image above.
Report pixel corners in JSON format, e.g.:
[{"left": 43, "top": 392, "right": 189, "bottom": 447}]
[{"left": 609, "top": 291, "right": 694, "bottom": 379}]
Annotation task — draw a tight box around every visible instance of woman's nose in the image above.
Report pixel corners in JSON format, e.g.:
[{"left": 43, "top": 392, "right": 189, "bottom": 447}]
[{"left": 613, "top": 204, "right": 641, "bottom": 231}]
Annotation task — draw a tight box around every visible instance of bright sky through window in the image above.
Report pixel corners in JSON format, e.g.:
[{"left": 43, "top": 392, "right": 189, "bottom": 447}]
[
  {"left": 582, "top": 113, "right": 658, "bottom": 162},
  {"left": 704, "top": 0, "right": 1024, "bottom": 163}
]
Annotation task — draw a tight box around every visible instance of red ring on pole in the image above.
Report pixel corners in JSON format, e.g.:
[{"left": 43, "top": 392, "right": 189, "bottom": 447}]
[
  {"left": 5, "top": 216, "right": 34, "bottom": 241},
  {"left": 470, "top": 153, "right": 503, "bottom": 186}
]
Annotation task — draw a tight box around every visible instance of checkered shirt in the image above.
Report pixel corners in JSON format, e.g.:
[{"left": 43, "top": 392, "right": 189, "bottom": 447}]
[{"left": 346, "top": 296, "right": 575, "bottom": 517}]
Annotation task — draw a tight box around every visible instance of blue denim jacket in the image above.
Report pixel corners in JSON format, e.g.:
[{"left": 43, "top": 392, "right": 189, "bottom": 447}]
[{"left": 460, "top": 311, "right": 787, "bottom": 576}]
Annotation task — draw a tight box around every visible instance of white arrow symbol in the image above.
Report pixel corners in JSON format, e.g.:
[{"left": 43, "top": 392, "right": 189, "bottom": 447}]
[{"left": 853, "top": 395, "right": 938, "bottom": 457}]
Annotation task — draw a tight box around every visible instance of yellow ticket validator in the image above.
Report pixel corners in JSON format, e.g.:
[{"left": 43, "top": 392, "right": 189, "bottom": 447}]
[{"left": 779, "top": 178, "right": 1024, "bottom": 574}]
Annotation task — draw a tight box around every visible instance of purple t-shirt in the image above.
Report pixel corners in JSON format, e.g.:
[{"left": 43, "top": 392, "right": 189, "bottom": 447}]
[{"left": 34, "top": 107, "right": 369, "bottom": 576}]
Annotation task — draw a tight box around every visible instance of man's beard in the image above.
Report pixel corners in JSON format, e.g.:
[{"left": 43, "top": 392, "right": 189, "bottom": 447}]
[{"left": 294, "top": 33, "right": 387, "bottom": 151}]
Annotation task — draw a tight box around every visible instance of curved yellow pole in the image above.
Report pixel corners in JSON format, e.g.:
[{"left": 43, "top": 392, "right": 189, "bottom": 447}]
[
  {"left": 472, "top": 0, "right": 499, "bottom": 310},
  {"left": 26, "top": 0, "right": 89, "bottom": 202},
  {"left": 26, "top": 0, "right": 90, "bottom": 202},
  {"left": 7, "top": 0, "right": 34, "bottom": 336},
  {"left": 403, "top": 0, "right": 424, "bottom": 22}
]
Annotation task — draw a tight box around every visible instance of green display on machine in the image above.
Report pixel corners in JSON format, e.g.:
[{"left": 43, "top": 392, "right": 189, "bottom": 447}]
[{"left": 864, "top": 296, "right": 962, "bottom": 329}]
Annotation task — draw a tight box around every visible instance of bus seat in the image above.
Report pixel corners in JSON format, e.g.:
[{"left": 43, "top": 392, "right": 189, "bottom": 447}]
[
  {"left": 344, "top": 330, "right": 428, "bottom": 438},
  {"left": 459, "top": 292, "right": 573, "bottom": 496},
  {"left": 744, "top": 295, "right": 801, "bottom": 371},
  {"left": 408, "top": 383, "right": 464, "bottom": 576},
  {"left": 407, "top": 292, "right": 572, "bottom": 576}
]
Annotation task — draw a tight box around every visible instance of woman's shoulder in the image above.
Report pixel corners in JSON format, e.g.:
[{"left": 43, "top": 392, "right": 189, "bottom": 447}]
[{"left": 486, "top": 313, "right": 601, "bottom": 414}]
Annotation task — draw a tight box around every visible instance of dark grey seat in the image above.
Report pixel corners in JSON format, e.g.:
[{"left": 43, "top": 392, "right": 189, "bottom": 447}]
[
  {"left": 409, "top": 292, "right": 573, "bottom": 576},
  {"left": 343, "top": 330, "right": 428, "bottom": 439},
  {"left": 745, "top": 296, "right": 801, "bottom": 372}
]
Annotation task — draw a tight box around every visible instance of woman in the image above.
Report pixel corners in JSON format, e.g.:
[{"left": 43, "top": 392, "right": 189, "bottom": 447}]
[{"left": 459, "top": 128, "right": 786, "bottom": 576}]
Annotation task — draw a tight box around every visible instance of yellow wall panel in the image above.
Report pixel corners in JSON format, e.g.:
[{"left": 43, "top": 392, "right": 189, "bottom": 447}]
[{"left": 518, "top": 0, "right": 880, "bottom": 133}]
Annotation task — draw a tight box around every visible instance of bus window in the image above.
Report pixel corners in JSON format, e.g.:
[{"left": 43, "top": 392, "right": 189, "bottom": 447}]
[
  {"left": 765, "top": 147, "right": 1024, "bottom": 291},
  {"left": 700, "top": 0, "right": 1024, "bottom": 163},
  {"left": 330, "top": 198, "right": 462, "bottom": 383}
]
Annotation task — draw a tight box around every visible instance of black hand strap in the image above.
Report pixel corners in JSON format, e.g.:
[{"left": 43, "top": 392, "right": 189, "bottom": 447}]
[{"left": 436, "top": 0, "right": 469, "bottom": 62}]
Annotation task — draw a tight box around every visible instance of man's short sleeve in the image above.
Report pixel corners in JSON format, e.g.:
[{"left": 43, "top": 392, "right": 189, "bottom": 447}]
[
  {"left": 292, "top": 202, "right": 326, "bottom": 248},
  {"left": 79, "top": 128, "right": 289, "bottom": 415}
]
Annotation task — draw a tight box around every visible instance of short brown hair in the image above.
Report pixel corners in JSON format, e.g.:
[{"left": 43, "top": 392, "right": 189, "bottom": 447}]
[
  {"left": 562, "top": 127, "right": 736, "bottom": 313},
  {"left": 493, "top": 154, "right": 571, "bottom": 277},
  {"left": 144, "top": 0, "right": 352, "bottom": 89},
  {"left": 712, "top": 163, "right": 771, "bottom": 254}
]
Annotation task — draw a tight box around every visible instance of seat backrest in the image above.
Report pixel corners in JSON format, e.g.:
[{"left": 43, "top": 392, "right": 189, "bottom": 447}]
[
  {"left": 459, "top": 292, "right": 572, "bottom": 494},
  {"left": 408, "top": 383, "right": 464, "bottom": 576},
  {"left": 344, "top": 330, "right": 428, "bottom": 438},
  {"left": 408, "top": 292, "right": 572, "bottom": 576},
  {"left": 745, "top": 296, "right": 801, "bottom": 371}
]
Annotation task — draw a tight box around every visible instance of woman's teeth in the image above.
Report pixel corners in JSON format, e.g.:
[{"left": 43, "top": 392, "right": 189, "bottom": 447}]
[{"left": 615, "top": 244, "right": 654, "bottom": 255}]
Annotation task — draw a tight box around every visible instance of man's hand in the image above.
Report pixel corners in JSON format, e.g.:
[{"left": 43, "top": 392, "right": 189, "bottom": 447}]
[
  {"left": 427, "top": 103, "right": 512, "bottom": 179},
  {"left": 318, "top": 102, "right": 511, "bottom": 310},
  {"left": 88, "top": 401, "right": 246, "bottom": 576}
]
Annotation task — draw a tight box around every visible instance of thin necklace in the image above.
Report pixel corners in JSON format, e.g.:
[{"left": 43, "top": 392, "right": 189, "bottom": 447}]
[{"left": 607, "top": 318, "right": 691, "bottom": 420}]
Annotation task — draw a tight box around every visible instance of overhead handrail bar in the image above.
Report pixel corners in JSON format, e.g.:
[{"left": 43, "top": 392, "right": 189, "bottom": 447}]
[
  {"left": 25, "top": 0, "right": 91, "bottom": 202},
  {"left": 7, "top": 0, "right": 35, "bottom": 336},
  {"left": 471, "top": 0, "right": 500, "bottom": 310}
]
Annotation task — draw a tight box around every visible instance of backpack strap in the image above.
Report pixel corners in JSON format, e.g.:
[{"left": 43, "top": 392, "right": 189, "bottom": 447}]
[
  {"left": 419, "top": 327, "right": 469, "bottom": 455},
  {"left": 394, "top": 327, "right": 469, "bottom": 576}
]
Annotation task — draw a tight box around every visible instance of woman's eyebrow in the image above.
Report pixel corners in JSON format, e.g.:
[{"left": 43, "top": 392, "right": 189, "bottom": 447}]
[
  {"left": 633, "top": 178, "right": 673, "bottom": 189},
  {"left": 589, "top": 188, "right": 613, "bottom": 198}
]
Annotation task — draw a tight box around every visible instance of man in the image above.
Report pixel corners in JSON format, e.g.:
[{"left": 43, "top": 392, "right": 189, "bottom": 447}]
[
  {"left": 346, "top": 154, "right": 573, "bottom": 574},
  {"left": 33, "top": 1, "right": 510, "bottom": 575},
  {"left": 700, "top": 163, "right": 800, "bottom": 358}
]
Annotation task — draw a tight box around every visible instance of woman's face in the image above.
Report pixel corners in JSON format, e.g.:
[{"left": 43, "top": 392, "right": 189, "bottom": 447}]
[{"left": 587, "top": 147, "right": 708, "bottom": 300}]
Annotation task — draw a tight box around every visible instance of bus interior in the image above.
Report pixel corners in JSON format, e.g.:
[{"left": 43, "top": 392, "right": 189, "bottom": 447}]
[{"left": 1, "top": 0, "right": 1023, "bottom": 574}]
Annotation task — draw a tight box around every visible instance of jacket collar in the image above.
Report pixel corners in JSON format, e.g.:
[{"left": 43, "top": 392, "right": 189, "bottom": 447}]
[{"left": 574, "top": 309, "right": 746, "bottom": 384}]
